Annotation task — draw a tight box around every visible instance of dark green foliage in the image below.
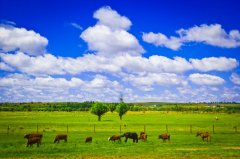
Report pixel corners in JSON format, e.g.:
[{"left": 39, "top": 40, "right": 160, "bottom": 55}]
[
  {"left": 116, "top": 102, "right": 129, "bottom": 120},
  {"left": 90, "top": 102, "right": 108, "bottom": 121},
  {"left": 0, "top": 101, "right": 94, "bottom": 112},
  {"left": 0, "top": 102, "right": 240, "bottom": 113},
  {"left": 107, "top": 103, "right": 117, "bottom": 113}
]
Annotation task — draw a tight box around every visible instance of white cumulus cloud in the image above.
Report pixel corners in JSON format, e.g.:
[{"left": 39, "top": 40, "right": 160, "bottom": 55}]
[
  {"left": 0, "top": 25, "right": 48, "bottom": 55},
  {"left": 124, "top": 73, "right": 187, "bottom": 91},
  {"left": 142, "top": 32, "right": 182, "bottom": 50},
  {"left": 0, "top": 74, "right": 122, "bottom": 102},
  {"left": 0, "top": 62, "right": 14, "bottom": 71},
  {"left": 190, "top": 57, "right": 238, "bottom": 72},
  {"left": 143, "top": 24, "right": 240, "bottom": 50},
  {"left": 93, "top": 6, "right": 132, "bottom": 30},
  {"left": 230, "top": 73, "right": 240, "bottom": 85},
  {"left": 189, "top": 73, "right": 225, "bottom": 85},
  {"left": 80, "top": 6, "right": 144, "bottom": 56}
]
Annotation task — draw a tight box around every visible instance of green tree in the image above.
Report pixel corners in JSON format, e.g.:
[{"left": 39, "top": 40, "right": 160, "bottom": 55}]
[
  {"left": 116, "top": 102, "right": 129, "bottom": 120},
  {"left": 108, "top": 103, "right": 117, "bottom": 113},
  {"left": 90, "top": 102, "right": 108, "bottom": 121}
]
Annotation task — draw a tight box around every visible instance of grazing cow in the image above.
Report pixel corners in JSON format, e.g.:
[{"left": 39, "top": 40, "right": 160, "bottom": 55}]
[
  {"left": 24, "top": 133, "right": 43, "bottom": 144},
  {"left": 54, "top": 134, "right": 67, "bottom": 143},
  {"left": 196, "top": 132, "right": 211, "bottom": 142},
  {"left": 108, "top": 135, "right": 122, "bottom": 142},
  {"left": 139, "top": 132, "right": 147, "bottom": 141},
  {"left": 26, "top": 137, "right": 41, "bottom": 147},
  {"left": 122, "top": 132, "right": 138, "bottom": 143},
  {"left": 85, "top": 136, "right": 92, "bottom": 143},
  {"left": 158, "top": 133, "right": 170, "bottom": 142}
]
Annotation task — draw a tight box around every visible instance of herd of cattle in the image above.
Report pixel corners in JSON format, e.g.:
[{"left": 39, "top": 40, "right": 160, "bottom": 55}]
[{"left": 24, "top": 131, "right": 211, "bottom": 147}]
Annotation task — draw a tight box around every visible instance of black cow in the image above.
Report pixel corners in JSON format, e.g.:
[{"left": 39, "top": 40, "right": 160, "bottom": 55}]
[{"left": 122, "top": 132, "right": 138, "bottom": 143}]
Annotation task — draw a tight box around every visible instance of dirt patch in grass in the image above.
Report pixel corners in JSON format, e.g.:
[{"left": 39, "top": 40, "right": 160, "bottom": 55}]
[
  {"left": 176, "top": 147, "right": 208, "bottom": 151},
  {"left": 223, "top": 146, "right": 240, "bottom": 150}
]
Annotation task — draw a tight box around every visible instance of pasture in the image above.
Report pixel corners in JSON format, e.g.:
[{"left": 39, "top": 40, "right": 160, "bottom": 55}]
[{"left": 0, "top": 111, "right": 240, "bottom": 158}]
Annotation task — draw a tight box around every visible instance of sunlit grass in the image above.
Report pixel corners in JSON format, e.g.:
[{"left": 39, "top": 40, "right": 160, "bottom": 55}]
[{"left": 0, "top": 111, "right": 239, "bottom": 158}]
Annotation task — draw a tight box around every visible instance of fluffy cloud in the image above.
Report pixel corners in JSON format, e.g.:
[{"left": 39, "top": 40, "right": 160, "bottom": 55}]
[
  {"left": 189, "top": 73, "right": 225, "bottom": 85},
  {"left": 0, "top": 52, "right": 65, "bottom": 75},
  {"left": 178, "top": 24, "right": 240, "bottom": 48},
  {"left": 221, "top": 87, "right": 240, "bottom": 101},
  {"left": 80, "top": 6, "right": 144, "bottom": 56},
  {"left": 0, "top": 25, "right": 48, "bottom": 55},
  {"left": 118, "top": 55, "right": 193, "bottom": 73},
  {"left": 93, "top": 6, "right": 131, "bottom": 30},
  {"left": 0, "top": 74, "right": 122, "bottom": 102},
  {"left": 0, "top": 52, "right": 196, "bottom": 75},
  {"left": 124, "top": 73, "right": 187, "bottom": 91},
  {"left": 143, "top": 24, "right": 240, "bottom": 50},
  {"left": 0, "top": 62, "right": 14, "bottom": 71},
  {"left": 81, "top": 25, "right": 144, "bottom": 56},
  {"left": 230, "top": 73, "right": 240, "bottom": 85},
  {"left": 1, "top": 52, "right": 238, "bottom": 76},
  {"left": 190, "top": 57, "right": 238, "bottom": 72},
  {"left": 142, "top": 32, "right": 182, "bottom": 50}
]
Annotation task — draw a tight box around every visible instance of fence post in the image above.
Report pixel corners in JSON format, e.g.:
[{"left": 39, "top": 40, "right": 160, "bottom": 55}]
[
  {"left": 94, "top": 124, "right": 96, "bottom": 133},
  {"left": 144, "top": 125, "right": 146, "bottom": 133},
  {"left": 212, "top": 125, "right": 215, "bottom": 134},
  {"left": 166, "top": 125, "right": 168, "bottom": 133},
  {"left": 67, "top": 124, "right": 68, "bottom": 134},
  {"left": 234, "top": 126, "right": 237, "bottom": 133},
  {"left": 190, "top": 125, "right": 192, "bottom": 134},
  {"left": 7, "top": 125, "right": 10, "bottom": 135},
  {"left": 120, "top": 125, "right": 122, "bottom": 134},
  {"left": 37, "top": 124, "right": 38, "bottom": 133}
]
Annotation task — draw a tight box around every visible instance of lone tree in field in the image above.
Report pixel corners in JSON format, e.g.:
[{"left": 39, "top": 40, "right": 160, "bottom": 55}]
[
  {"left": 116, "top": 102, "right": 129, "bottom": 120},
  {"left": 90, "top": 102, "right": 108, "bottom": 121}
]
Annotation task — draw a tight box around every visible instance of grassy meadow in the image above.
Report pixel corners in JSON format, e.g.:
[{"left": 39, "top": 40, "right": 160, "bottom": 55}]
[{"left": 0, "top": 111, "right": 240, "bottom": 158}]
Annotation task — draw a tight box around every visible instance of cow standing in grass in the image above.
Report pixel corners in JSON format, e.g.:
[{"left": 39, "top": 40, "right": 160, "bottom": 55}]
[
  {"left": 139, "top": 132, "right": 147, "bottom": 142},
  {"left": 196, "top": 132, "right": 211, "bottom": 142},
  {"left": 85, "top": 136, "right": 92, "bottom": 143},
  {"left": 26, "top": 137, "right": 41, "bottom": 147},
  {"left": 54, "top": 134, "right": 67, "bottom": 143},
  {"left": 122, "top": 132, "right": 138, "bottom": 143},
  {"left": 108, "top": 135, "right": 122, "bottom": 142},
  {"left": 24, "top": 133, "right": 43, "bottom": 147},
  {"left": 158, "top": 133, "right": 170, "bottom": 142}
]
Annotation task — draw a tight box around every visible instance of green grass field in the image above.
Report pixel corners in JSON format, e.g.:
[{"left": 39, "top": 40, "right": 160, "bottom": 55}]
[{"left": 0, "top": 111, "right": 240, "bottom": 158}]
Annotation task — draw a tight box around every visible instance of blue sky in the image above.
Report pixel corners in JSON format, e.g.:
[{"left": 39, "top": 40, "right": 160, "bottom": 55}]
[{"left": 0, "top": 0, "right": 240, "bottom": 102}]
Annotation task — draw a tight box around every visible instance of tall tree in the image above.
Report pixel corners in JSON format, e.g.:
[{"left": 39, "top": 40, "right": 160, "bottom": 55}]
[
  {"left": 90, "top": 102, "right": 108, "bottom": 121},
  {"left": 116, "top": 102, "right": 128, "bottom": 120}
]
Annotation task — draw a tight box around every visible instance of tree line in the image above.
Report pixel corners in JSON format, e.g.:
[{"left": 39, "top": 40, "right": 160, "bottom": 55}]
[{"left": 0, "top": 102, "right": 240, "bottom": 115}]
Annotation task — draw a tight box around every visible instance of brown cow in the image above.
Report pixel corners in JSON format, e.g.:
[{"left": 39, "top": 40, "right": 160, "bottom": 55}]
[
  {"left": 54, "top": 134, "right": 67, "bottom": 143},
  {"left": 108, "top": 135, "right": 122, "bottom": 142},
  {"left": 26, "top": 137, "right": 41, "bottom": 147},
  {"left": 85, "top": 136, "right": 92, "bottom": 143},
  {"left": 158, "top": 133, "right": 170, "bottom": 142},
  {"left": 139, "top": 132, "right": 147, "bottom": 141},
  {"left": 196, "top": 132, "right": 211, "bottom": 142},
  {"left": 24, "top": 133, "right": 43, "bottom": 144}
]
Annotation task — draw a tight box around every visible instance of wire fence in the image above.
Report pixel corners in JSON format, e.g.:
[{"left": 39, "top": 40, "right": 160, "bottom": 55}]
[{"left": 2, "top": 123, "right": 239, "bottom": 136}]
